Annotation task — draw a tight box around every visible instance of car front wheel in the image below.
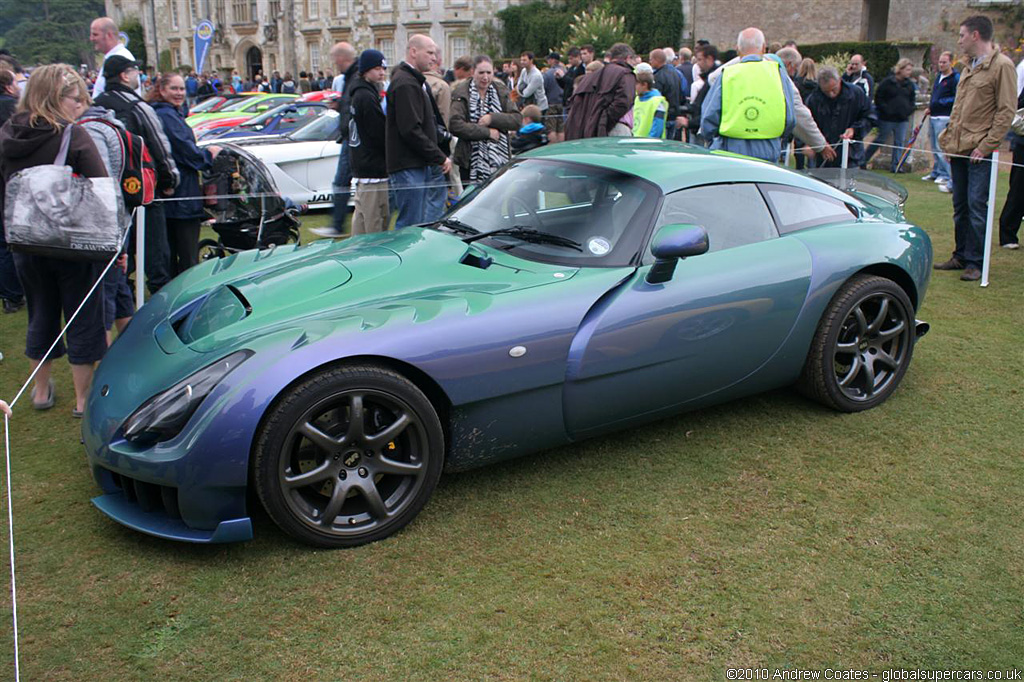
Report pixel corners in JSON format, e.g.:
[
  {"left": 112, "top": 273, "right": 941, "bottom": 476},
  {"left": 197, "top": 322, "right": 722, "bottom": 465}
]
[
  {"left": 798, "top": 274, "right": 915, "bottom": 412},
  {"left": 253, "top": 365, "right": 444, "bottom": 548}
]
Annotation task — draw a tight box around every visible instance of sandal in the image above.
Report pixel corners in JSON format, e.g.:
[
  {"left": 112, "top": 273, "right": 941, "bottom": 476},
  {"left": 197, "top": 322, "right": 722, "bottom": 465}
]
[
  {"left": 71, "top": 408, "right": 84, "bottom": 419},
  {"left": 32, "top": 379, "right": 55, "bottom": 410}
]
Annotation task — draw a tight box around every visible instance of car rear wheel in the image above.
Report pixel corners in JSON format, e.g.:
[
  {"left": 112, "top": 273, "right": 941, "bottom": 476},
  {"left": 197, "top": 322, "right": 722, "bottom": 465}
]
[
  {"left": 253, "top": 365, "right": 444, "bottom": 548},
  {"left": 797, "top": 275, "right": 915, "bottom": 412},
  {"left": 198, "top": 239, "right": 225, "bottom": 260}
]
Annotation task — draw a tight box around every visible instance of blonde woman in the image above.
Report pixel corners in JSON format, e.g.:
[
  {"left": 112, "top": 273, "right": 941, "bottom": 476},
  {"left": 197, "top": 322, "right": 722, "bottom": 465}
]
[
  {"left": 0, "top": 64, "right": 109, "bottom": 417},
  {"left": 865, "top": 57, "right": 917, "bottom": 172}
]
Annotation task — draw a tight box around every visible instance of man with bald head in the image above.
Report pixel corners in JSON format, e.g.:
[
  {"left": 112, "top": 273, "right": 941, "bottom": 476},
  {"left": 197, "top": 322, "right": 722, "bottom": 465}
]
[
  {"left": 316, "top": 42, "right": 359, "bottom": 236},
  {"left": 650, "top": 48, "right": 684, "bottom": 139},
  {"left": 387, "top": 34, "right": 452, "bottom": 228},
  {"left": 330, "top": 42, "right": 357, "bottom": 93},
  {"left": 90, "top": 17, "right": 135, "bottom": 97},
  {"left": 700, "top": 27, "right": 797, "bottom": 162}
]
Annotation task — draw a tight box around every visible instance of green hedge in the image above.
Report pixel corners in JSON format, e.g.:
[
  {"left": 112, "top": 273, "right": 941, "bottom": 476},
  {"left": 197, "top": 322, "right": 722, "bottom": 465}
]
[
  {"left": 798, "top": 41, "right": 931, "bottom": 80},
  {"left": 498, "top": 0, "right": 684, "bottom": 58}
]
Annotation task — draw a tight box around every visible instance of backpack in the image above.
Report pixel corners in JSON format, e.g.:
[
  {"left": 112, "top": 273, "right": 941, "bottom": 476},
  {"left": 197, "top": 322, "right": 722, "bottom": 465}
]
[{"left": 80, "top": 116, "right": 157, "bottom": 208}]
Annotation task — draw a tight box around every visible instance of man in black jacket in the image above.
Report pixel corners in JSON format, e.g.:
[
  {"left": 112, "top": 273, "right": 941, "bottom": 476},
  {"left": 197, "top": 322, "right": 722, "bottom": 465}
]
[
  {"left": 687, "top": 44, "right": 719, "bottom": 143},
  {"left": 805, "top": 67, "right": 872, "bottom": 168},
  {"left": 94, "top": 55, "right": 180, "bottom": 293},
  {"left": 650, "top": 49, "right": 683, "bottom": 140},
  {"left": 345, "top": 50, "right": 389, "bottom": 235},
  {"left": 387, "top": 34, "right": 451, "bottom": 229},
  {"left": 864, "top": 59, "right": 916, "bottom": 172},
  {"left": 320, "top": 41, "right": 358, "bottom": 238}
]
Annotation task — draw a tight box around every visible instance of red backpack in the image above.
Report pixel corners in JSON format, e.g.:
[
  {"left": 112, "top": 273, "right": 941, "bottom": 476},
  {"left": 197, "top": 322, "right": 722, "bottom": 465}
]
[{"left": 79, "top": 117, "right": 157, "bottom": 208}]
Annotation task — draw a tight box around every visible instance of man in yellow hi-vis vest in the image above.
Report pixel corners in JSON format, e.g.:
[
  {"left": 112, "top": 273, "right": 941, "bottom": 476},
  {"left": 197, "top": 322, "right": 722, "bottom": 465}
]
[{"left": 700, "top": 27, "right": 796, "bottom": 162}]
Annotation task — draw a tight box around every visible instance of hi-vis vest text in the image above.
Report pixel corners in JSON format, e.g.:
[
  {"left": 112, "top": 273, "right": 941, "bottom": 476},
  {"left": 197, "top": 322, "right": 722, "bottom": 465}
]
[
  {"left": 720, "top": 59, "right": 786, "bottom": 139},
  {"left": 632, "top": 94, "right": 668, "bottom": 138}
]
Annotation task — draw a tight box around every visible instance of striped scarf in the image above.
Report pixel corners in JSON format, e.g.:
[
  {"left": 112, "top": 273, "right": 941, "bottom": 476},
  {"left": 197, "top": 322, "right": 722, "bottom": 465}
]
[{"left": 468, "top": 83, "right": 510, "bottom": 184}]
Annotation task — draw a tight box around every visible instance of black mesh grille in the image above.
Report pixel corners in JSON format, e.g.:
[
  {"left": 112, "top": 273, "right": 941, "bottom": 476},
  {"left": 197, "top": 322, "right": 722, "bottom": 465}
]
[{"left": 108, "top": 471, "right": 182, "bottom": 520}]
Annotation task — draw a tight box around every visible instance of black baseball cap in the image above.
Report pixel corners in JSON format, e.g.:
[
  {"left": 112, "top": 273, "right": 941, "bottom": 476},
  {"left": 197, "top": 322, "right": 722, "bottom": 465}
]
[{"left": 103, "top": 55, "right": 141, "bottom": 80}]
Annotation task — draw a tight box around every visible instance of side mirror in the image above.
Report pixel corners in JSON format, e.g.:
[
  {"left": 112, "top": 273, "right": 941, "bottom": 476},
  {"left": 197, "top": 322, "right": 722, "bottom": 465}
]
[{"left": 646, "top": 223, "right": 709, "bottom": 284}]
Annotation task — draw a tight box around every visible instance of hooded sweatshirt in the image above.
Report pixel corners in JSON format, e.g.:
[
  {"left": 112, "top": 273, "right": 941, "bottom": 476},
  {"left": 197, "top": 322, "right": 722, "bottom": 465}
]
[{"left": 0, "top": 112, "right": 107, "bottom": 184}]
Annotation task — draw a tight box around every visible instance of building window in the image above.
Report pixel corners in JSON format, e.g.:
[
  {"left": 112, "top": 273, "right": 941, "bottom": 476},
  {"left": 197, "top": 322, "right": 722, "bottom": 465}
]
[
  {"left": 309, "top": 42, "right": 321, "bottom": 71},
  {"left": 411, "top": 0, "right": 429, "bottom": 8},
  {"left": 377, "top": 38, "right": 395, "bottom": 65},
  {"left": 189, "top": 0, "right": 200, "bottom": 24},
  {"left": 214, "top": 0, "right": 226, "bottom": 25},
  {"left": 170, "top": 0, "right": 179, "bottom": 29},
  {"left": 446, "top": 0, "right": 468, "bottom": 7},
  {"left": 450, "top": 36, "right": 468, "bottom": 60},
  {"left": 333, "top": 0, "right": 348, "bottom": 16},
  {"left": 232, "top": 0, "right": 249, "bottom": 23},
  {"left": 269, "top": 0, "right": 280, "bottom": 16},
  {"left": 307, "top": 0, "right": 319, "bottom": 19},
  {"left": 378, "top": 0, "right": 392, "bottom": 11}
]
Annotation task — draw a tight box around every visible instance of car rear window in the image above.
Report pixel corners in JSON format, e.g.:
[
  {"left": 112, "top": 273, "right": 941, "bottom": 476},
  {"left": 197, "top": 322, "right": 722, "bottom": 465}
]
[{"left": 760, "top": 184, "right": 858, "bottom": 233}]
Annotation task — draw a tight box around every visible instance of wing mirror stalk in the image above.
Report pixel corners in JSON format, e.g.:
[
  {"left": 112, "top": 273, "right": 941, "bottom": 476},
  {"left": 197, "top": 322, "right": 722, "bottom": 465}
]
[{"left": 646, "top": 224, "right": 709, "bottom": 284}]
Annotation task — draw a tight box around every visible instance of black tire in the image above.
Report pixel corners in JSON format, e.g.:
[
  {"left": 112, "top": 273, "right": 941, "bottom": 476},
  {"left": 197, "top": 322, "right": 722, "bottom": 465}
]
[
  {"left": 253, "top": 365, "right": 444, "bottom": 548},
  {"left": 797, "top": 274, "right": 916, "bottom": 412},
  {"left": 198, "top": 239, "right": 225, "bottom": 261}
]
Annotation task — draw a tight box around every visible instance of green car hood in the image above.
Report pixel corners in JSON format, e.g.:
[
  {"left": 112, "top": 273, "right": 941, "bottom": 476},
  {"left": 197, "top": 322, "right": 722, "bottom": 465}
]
[{"left": 154, "top": 228, "right": 584, "bottom": 354}]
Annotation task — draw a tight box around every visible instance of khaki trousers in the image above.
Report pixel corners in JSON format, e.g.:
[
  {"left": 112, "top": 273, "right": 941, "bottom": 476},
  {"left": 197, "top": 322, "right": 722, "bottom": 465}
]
[{"left": 351, "top": 180, "right": 390, "bottom": 235}]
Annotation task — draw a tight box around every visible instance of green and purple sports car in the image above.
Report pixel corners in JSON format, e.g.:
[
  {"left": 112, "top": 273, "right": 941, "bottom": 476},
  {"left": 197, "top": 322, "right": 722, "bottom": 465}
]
[{"left": 83, "top": 139, "right": 932, "bottom": 548}]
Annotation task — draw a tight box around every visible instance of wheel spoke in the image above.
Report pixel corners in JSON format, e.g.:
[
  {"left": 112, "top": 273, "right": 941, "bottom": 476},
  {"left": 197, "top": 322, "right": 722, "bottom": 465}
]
[
  {"left": 374, "top": 455, "right": 423, "bottom": 477},
  {"left": 358, "top": 480, "right": 390, "bottom": 520},
  {"left": 867, "top": 297, "right": 889, "bottom": 335},
  {"left": 877, "top": 321, "right": 906, "bottom": 343},
  {"left": 861, "top": 357, "right": 877, "bottom": 395},
  {"left": 320, "top": 480, "right": 350, "bottom": 526},
  {"left": 345, "top": 393, "right": 365, "bottom": 441},
  {"left": 853, "top": 306, "right": 869, "bottom": 336},
  {"left": 283, "top": 461, "right": 333, "bottom": 489},
  {"left": 838, "top": 356, "right": 862, "bottom": 388},
  {"left": 836, "top": 339, "right": 859, "bottom": 354},
  {"left": 875, "top": 350, "right": 899, "bottom": 370},
  {"left": 298, "top": 421, "right": 342, "bottom": 453},
  {"left": 366, "top": 412, "right": 413, "bottom": 448}
]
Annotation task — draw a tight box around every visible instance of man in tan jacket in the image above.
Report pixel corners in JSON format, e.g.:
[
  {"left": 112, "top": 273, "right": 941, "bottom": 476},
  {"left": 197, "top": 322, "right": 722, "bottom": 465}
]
[{"left": 936, "top": 15, "right": 1017, "bottom": 281}]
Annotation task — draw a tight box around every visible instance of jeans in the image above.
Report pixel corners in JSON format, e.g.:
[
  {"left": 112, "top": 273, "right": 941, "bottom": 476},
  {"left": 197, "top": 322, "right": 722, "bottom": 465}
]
[
  {"left": 0, "top": 217, "right": 23, "bottom": 303},
  {"left": 949, "top": 156, "right": 992, "bottom": 269},
  {"left": 332, "top": 140, "right": 352, "bottom": 232},
  {"left": 865, "top": 119, "right": 909, "bottom": 172},
  {"left": 927, "top": 116, "right": 951, "bottom": 181},
  {"left": 390, "top": 166, "right": 446, "bottom": 229}
]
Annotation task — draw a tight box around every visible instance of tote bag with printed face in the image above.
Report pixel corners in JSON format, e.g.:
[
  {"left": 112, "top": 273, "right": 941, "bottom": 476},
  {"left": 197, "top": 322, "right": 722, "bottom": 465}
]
[{"left": 3, "top": 124, "right": 124, "bottom": 261}]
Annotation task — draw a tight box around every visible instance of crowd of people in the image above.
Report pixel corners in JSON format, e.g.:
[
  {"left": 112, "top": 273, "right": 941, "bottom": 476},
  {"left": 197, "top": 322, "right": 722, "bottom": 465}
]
[{"left": 0, "top": 13, "right": 1021, "bottom": 417}]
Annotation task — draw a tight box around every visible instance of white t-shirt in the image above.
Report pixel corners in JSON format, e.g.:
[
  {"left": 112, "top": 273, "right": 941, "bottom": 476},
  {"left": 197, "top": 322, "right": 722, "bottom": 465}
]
[{"left": 92, "top": 43, "right": 135, "bottom": 98}]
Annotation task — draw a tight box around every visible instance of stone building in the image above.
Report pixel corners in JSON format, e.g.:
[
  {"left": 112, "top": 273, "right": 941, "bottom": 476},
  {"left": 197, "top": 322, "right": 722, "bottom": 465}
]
[
  {"left": 104, "top": 0, "right": 515, "bottom": 78},
  {"left": 682, "top": 0, "right": 1020, "bottom": 58}
]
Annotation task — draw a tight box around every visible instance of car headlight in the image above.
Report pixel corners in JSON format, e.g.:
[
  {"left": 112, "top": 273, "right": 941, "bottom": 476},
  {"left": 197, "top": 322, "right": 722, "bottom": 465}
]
[{"left": 123, "top": 350, "right": 253, "bottom": 444}]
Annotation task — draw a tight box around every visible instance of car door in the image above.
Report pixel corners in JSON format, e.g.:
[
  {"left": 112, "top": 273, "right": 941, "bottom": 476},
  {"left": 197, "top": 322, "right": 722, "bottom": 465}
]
[{"left": 563, "top": 182, "right": 814, "bottom": 439}]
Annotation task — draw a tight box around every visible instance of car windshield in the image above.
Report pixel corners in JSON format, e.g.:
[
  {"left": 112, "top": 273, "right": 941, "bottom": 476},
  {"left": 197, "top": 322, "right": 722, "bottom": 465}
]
[
  {"left": 444, "top": 159, "right": 660, "bottom": 267},
  {"left": 220, "top": 96, "right": 266, "bottom": 112},
  {"left": 190, "top": 96, "right": 228, "bottom": 113},
  {"left": 288, "top": 109, "right": 339, "bottom": 141},
  {"left": 238, "top": 103, "right": 323, "bottom": 131}
]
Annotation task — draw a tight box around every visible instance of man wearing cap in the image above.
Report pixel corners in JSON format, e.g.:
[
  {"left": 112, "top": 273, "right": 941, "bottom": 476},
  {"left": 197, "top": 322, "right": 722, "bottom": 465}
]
[
  {"left": 344, "top": 50, "right": 389, "bottom": 235},
  {"left": 94, "top": 55, "right": 180, "bottom": 293},
  {"left": 90, "top": 17, "right": 135, "bottom": 98},
  {"left": 544, "top": 52, "right": 566, "bottom": 143}
]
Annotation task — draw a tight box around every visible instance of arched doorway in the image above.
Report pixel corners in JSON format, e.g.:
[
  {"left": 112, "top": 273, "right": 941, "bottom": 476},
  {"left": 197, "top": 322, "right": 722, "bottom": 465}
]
[{"left": 246, "top": 46, "right": 263, "bottom": 81}]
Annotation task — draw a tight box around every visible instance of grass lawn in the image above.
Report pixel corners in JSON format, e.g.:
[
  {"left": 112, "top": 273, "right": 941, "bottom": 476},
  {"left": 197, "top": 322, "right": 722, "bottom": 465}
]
[{"left": 0, "top": 170, "right": 1021, "bottom": 680}]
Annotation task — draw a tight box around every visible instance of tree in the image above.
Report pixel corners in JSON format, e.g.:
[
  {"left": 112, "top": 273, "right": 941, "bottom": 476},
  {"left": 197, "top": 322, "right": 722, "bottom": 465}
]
[
  {"left": 559, "top": 5, "right": 634, "bottom": 56},
  {"left": 0, "top": 0, "right": 104, "bottom": 67},
  {"left": 121, "top": 17, "right": 147, "bottom": 68}
]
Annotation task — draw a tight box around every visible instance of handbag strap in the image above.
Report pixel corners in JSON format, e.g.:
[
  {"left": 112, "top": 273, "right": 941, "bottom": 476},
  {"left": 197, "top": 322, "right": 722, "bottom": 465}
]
[{"left": 54, "top": 123, "right": 75, "bottom": 167}]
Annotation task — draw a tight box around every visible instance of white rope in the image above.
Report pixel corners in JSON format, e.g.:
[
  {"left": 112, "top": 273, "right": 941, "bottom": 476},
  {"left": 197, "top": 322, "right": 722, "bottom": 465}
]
[{"left": 2, "top": 219, "right": 131, "bottom": 682}]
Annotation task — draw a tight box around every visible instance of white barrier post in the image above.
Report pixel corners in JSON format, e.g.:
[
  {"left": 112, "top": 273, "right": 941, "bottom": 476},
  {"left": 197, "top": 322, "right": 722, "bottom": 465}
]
[
  {"left": 134, "top": 205, "right": 146, "bottom": 310},
  {"left": 840, "top": 138, "right": 850, "bottom": 188},
  {"left": 981, "top": 151, "right": 999, "bottom": 288}
]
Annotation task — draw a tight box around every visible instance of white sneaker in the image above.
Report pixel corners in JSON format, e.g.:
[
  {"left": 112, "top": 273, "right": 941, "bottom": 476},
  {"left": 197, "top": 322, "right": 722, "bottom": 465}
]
[
  {"left": 311, "top": 227, "right": 346, "bottom": 238},
  {"left": 1002, "top": 242, "right": 1020, "bottom": 250},
  {"left": 938, "top": 182, "right": 951, "bottom": 193},
  {"left": 934, "top": 177, "right": 946, "bottom": 184},
  {"left": 921, "top": 174, "right": 935, "bottom": 181}
]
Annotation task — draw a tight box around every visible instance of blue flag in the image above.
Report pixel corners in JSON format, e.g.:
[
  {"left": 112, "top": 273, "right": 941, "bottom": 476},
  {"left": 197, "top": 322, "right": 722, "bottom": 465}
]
[{"left": 194, "top": 20, "right": 214, "bottom": 73}]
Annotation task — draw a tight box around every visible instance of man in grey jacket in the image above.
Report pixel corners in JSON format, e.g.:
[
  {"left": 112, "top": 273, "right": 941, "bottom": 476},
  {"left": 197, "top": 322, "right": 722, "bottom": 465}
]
[{"left": 517, "top": 52, "right": 548, "bottom": 115}]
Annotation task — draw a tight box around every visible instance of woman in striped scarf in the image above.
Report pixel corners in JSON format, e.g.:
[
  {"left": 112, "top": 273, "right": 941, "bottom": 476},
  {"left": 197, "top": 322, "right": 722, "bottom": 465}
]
[{"left": 450, "top": 55, "right": 522, "bottom": 184}]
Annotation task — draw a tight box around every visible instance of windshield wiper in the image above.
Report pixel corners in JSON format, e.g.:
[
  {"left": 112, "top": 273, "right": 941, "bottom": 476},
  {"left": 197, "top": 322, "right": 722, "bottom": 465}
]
[
  {"left": 435, "top": 217, "right": 480, "bottom": 235},
  {"left": 462, "top": 225, "right": 582, "bottom": 251}
]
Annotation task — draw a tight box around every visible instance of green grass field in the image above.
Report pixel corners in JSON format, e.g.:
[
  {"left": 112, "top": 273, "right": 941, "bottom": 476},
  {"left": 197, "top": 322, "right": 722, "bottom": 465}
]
[{"left": 0, "top": 170, "right": 1021, "bottom": 680}]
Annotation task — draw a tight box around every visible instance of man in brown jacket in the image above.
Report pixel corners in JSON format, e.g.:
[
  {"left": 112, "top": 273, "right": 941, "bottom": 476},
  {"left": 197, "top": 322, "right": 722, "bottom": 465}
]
[
  {"left": 936, "top": 15, "right": 1017, "bottom": 281},
  {"left": 564, "top": 43, "right": 637, "bottom": 140}
]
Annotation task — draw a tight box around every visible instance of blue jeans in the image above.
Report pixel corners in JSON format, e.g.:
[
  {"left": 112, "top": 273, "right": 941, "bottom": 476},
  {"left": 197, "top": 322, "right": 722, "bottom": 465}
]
[
  {"left": 0, "top": 217, "right": 24, "bottom": 303},
  {"left": 927, "top": 116, "right": 951, "bottom": 181},
  {"left": 332, "top": 141, "right": 352, "bottom": 232},
  {"left": 865, "top": 119, "right": 909, "bottom": 172},
  {"left": 949, "top": 156, "right": 991, "bottom": 269},
  {"left": 390, "top": 166, "right": 446, "bottom": 229}
]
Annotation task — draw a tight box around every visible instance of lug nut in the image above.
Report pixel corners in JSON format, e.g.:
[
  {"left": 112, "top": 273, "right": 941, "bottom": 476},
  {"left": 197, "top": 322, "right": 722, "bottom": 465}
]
[
  {"left": 364, "top": 450, "right": 374, "bottom": 458},
  {"left": 358, "top": 467, "right": 368, "bottom": 478},
  {"left": 339, "top": 471, "right": 346, "bottom": 480}
]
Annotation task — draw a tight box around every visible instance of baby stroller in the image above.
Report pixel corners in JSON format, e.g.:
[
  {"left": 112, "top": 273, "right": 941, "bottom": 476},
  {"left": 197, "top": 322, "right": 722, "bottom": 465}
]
[{"left": 197, "top": 144, "right": 301, "bottom": 260}]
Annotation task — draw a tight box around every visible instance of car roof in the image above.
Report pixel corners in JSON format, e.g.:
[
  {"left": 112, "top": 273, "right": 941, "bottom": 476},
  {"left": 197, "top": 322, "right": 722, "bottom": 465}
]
[{"left": 521, "top": 138, "right": 851, "bottom": 199}]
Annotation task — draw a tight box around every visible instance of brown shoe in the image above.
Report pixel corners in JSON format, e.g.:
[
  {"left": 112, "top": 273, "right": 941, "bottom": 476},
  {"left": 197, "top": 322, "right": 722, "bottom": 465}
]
[
  {"left": 934, "top": 257, "right": 964, "bottom": 270},
  {"left": 960, "top": 266, "right": 981, "bottom": 281}
]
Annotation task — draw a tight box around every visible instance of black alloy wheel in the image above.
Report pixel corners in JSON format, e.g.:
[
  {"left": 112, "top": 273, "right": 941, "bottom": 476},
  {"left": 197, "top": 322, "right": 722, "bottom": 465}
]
[
  {"left": 197, "top": 238, "right": 225, "bottom": 261},
  {"left": 253, "top": 365, "right": 444, "bottom": 548},
  {"left": 798, "top": 275, "right": 915, "bottom": 412}
]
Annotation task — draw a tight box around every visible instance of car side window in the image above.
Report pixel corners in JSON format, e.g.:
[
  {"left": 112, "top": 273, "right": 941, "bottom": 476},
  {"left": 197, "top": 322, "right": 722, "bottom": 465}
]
[
  {"left": 656, "top": 183, "right": 777, "bottom": 253},
  {"left": 760, "top": 184, "right": 857, "bottom": 233}
]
